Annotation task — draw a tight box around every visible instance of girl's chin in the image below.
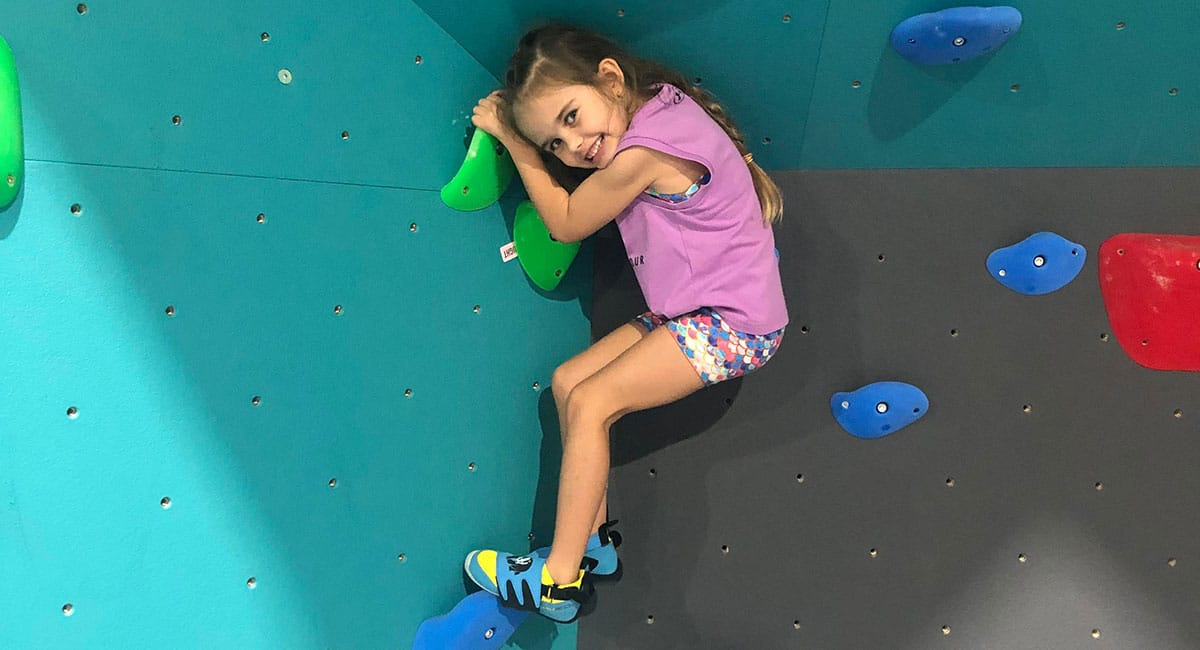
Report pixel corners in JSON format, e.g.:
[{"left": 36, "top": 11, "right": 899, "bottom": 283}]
[{"left": 588, "top": 150, "right": 610, "bottom": 169}]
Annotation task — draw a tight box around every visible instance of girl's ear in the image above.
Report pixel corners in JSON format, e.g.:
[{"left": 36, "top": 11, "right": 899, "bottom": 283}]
[{"left": 596, "top": 57, "right": 625, "bottom": 93}]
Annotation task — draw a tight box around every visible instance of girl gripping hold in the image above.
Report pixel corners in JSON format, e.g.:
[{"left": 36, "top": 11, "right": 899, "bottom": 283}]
[{"left": 464, "top": 23, "right": 789, "bottom": 623}]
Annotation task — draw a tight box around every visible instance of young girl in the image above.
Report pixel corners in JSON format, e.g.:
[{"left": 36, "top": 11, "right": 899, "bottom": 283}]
[{"left": 464, "top": 23, "right": 788, "bottom": 623}]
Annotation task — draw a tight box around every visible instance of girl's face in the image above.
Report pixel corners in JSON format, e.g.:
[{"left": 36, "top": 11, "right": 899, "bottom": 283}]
[{"left": 513, "top": 60, "right": 630, "bottom": 170}]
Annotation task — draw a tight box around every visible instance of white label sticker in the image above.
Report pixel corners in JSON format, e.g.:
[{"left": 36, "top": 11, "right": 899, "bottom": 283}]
[{"left": 500, "top": 242, "right": 518, "bottom": 263}]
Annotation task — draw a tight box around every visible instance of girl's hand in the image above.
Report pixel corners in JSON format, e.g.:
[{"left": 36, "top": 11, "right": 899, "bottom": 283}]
[{"left": 472, "top": 90, "right": 519, "bottom": 145}]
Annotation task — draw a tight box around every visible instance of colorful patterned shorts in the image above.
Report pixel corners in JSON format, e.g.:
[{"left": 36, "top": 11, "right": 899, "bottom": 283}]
[{"left": 633, "top": 307, "right": 785, "bottom": 386}]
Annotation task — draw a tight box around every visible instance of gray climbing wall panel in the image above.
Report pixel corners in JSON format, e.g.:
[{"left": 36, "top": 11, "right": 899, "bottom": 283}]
[{"left": 582, "top": 168, "right": 1200, "bottom": 649}]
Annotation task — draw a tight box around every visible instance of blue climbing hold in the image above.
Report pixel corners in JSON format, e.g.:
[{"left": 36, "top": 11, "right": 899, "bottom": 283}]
[
  {"left": 891, "top": 6, "right": 1023, "bottom": 65},
  {"left": 413, "top": 591, "right": 530, "bottom": 650},
  {"left": 986, "top": 232, "right": 1087, "bottom": 296},
  {"left": 831, "top": 382, "right": 929, "bottom": 439}
]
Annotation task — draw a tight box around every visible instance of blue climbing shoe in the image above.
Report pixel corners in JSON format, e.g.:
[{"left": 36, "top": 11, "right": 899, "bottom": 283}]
[
  {"left": 464, "top": 549, "right": 594, "bottom": 623},
  {"left": 532, "top": 520, "right": 623, "bottom": 581}
]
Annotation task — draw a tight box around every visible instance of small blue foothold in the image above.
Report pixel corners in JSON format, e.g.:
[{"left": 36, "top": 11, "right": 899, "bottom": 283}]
[
  {"left": 775, "top": 247, "right": 780, "bottom": 262},
  {"left": 891, "top": 6, "right": 1023, "bottom": 65},
  {"left": 413, "top": 591, "right": 530, "bottom": 650},
  {"left": 986, "top": 232, "right": 1087, "bottom": 296},
  {"left": 831, "top": 382, "right": 929, "bottom": 439}
]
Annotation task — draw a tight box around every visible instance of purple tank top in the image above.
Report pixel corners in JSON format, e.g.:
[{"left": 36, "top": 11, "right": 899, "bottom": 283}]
[{"left": 611, "top": 84, "right": 789, "bottom": 334}]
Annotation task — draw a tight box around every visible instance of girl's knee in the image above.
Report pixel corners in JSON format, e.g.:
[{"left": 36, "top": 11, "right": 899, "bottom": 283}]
[
  {"left": 551, "top": 363, "right": 582, "bottom": 403},
  {"left": 564, "top": 379, "right": 617, "bottom": 426}
]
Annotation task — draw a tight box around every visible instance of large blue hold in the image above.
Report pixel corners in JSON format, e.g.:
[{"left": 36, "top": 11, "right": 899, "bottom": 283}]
[
  {"left": 831, "top": 382, "right": 929, "bottom": 439},
  {"left": 891, "top": 6, "right": 1023, "bottom": 65},
  {"left": 986, "top": 232, "right": 1087, "bottom": 296},
  {"left": 413, "top": 591, "right": 530, "bottom": 650}
]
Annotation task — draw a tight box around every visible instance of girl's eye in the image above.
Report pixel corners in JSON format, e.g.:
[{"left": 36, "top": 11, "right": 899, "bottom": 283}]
[{"left": 547, "top": 110, "right": 576, "bottom": 151}]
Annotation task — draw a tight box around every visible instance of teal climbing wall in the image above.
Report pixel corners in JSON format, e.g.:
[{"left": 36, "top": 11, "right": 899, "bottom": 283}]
[
  {"left": 800, "top": 1, "right": 1200, "bottom": 168},
  {"left": 5, "top": 1, "right": 1199, "bottom": 648},
  {"left": 1, "top": 3, "right": 585, "bottom": 648}
]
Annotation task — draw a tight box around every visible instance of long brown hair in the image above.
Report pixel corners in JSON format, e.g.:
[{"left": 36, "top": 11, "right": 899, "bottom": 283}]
[{"left": 501, "top": 22, "right": 783, "bottom": 225}]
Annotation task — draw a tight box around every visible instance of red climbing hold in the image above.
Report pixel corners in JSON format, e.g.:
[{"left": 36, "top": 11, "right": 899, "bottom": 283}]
[{"left": 1099, "top": 234, "right": 1200, "bottom": 371}]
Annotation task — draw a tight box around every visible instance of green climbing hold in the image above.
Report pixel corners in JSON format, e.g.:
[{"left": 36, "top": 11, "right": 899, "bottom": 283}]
[
  {"left": 0, "top": 35, "right": 23, "bottom": 210},
  {"left": 513, "top": 200, "right": 580, "bottom": 291},
  {"left": 440, "top": 128, "right": 515, "bottom": 211}
]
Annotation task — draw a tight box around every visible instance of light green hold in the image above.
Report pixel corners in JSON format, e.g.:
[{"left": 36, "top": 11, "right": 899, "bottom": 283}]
[
  {"left": 440, "top": 128, "right": 515, "bottom": 211},
  {"left": 513, "top": 200, "right": 580, "bottom": 292},
  {"left": 0, "top": 35, "right": 22, "bottom": 210}
]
